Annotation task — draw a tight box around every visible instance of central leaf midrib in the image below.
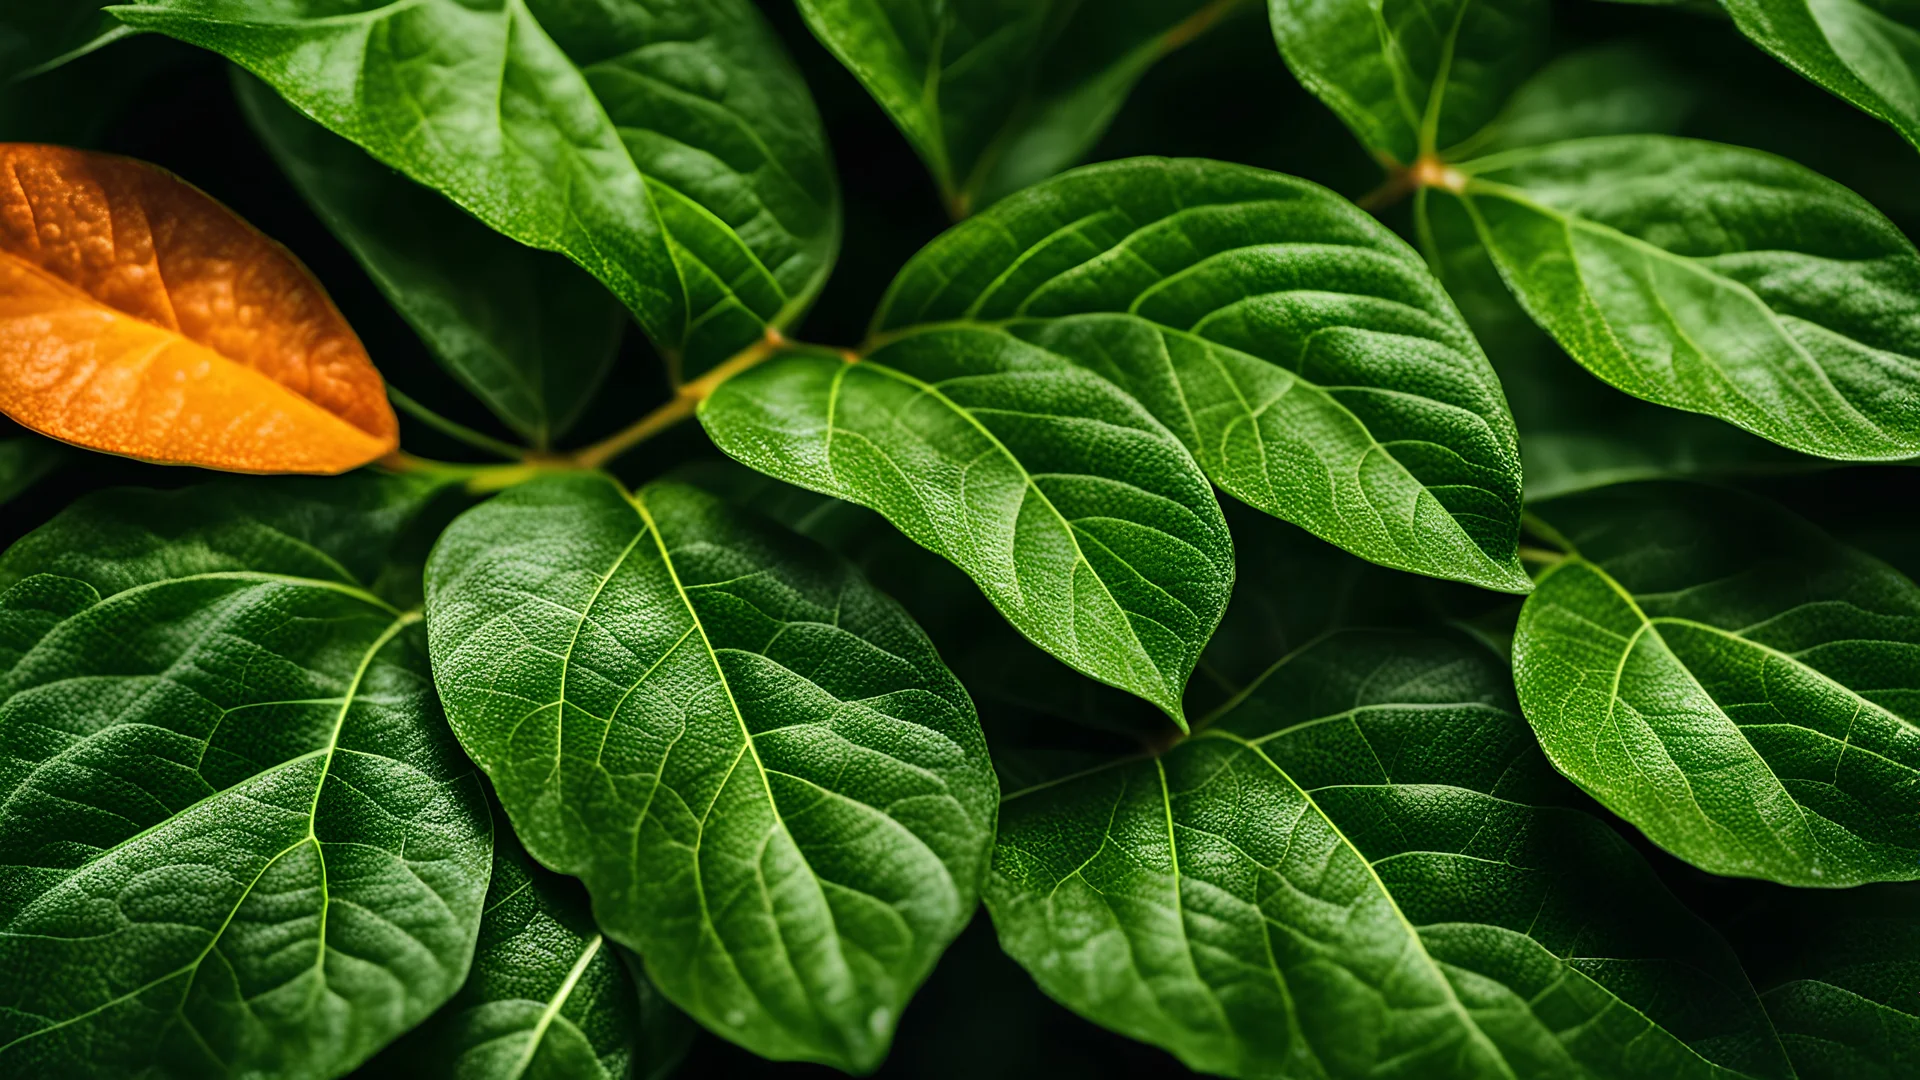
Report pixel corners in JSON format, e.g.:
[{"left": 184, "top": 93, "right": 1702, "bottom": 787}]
[{"left": 506, "top": 932, "right": 603, "bottom": 1080}]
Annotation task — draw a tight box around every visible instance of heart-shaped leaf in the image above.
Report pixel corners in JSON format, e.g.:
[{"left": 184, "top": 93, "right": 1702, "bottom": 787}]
[
  {"left": 795, "top": 0, "right": 1246, "bottom": 215},
  {"left": 1450, "top": 135, "right": 1920, "bottom": 461},
  {"left": 868, "top": 156, "right": 1529, "bottom": 594},
  {"left": 364, "top": 828, "right": 693, "bottom": 1080},
  {"left": 0, "top": 474, "right": 491, "bottom": 1077},
  {"left": 117, "top": 0, "right": 840, "bottom": 378},
  {"left": 1515, "top": 481, "right": 1920, "bottom": 886},
  {"left": 236, "top": 74, "right": 625, "bottom": 451},
  {"left": 0, "top": 143, "right": 398, "bottom": 473},
  {"left": 425, "top": 474, "right": 997, "bottom": 1072},
  {"left": 1267, "top": 0, "right": 1547, "bottom": 163},
  {"left": 699, "top": 326, "right": 1237, "bottom": 724},
  {"left": 1722, "top": 0, "right": 1920, "bottom": 158},
  {"left": 989, "top": 629, "right": 1794, "bottom": 1079},
  {"left": 1729, "top": 884, "right": 1920, "bottom": 1079}
]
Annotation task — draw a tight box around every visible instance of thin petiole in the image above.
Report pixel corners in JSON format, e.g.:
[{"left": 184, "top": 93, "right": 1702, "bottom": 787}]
[{"left": 388, "top": 385, "right": 525, "bottom": 462}]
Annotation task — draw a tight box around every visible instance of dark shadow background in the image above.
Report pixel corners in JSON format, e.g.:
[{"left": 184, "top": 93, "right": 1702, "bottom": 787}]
[{"left": 3, "top": 1, "right": 1917, "bottom": 1076}]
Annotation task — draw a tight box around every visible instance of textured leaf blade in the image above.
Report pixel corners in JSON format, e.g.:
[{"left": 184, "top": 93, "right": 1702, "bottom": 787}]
[
  {"left": 237, "top": 73, "right": 625, "bottom": 448},
  {"left": 1729, "top": 884, "right": 1920, "bottom": 1079},
  {"left": 0, "top": 143, "right": 399, "bottom": 473},
  {"left": 364, "top": 829, "right": 693, "bottom": 1080},
  {"left": 989, "top": 629, "right": 1793, "bottom": 1079},
  {"left": 117, "top": 0, "right": 839, "bottom": 377},
  {"left": 1514, "top": 481, "right": 1920, "bottom": 886},
  {"left": 425, "top": 474, "right": 997, "bottom": 1072},
  {"left": 794, "top": 0, "right": 1243, "bottom": 213},
  {"left": 1722, "top": 0, "right": 1920, "bottom": 156},
  {"left": 0, "top": 475, "right": 491, "bottom": 1077},
  {"left": 871, "top": 156, "right": 1529, "bottom": 594},
  {"left": 1267, "top": 0, "right": 1548, "bottom": 163},
  {"left": 1455, "top": 135, "right": 1920, "bottom": 461},
  {"left": 699, "top": 328, "right": 1237, "bottom": 723}
]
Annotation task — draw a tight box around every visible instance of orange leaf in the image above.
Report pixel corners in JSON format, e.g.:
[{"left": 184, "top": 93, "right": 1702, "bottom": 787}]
[{"left": 0, "top": 144, "right": 398, "bottom": 474}]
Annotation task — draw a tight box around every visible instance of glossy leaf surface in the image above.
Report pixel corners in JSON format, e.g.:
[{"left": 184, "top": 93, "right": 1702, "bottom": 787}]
[
  {"left": 1515, "top": 482, "right": 1920, "bottom": 886},
  {"left": 1267, "top": 0, "right": 1547, "bottom": 163},
  {"left": 870, "top": 156, "right": 1529, "bottom": 594},
  {"left": 1455, "top": 135, "right": 1920, "bottom": 461},
  {"left": 118, "top": 0, "right": 840, "bottom": 377},
  {"left": 1722, "top": 0, "right": 1920, "bottom": 156},
  {"left": 795, "top": 0, "right": 1245, "bottom": 214},
  {"left": 0, "top": 474, "right": 491, "bottom": 1077},
  {"left": 425, "top": 474, "right": 996, "bottom": 1071},
  {"left": 990, "top": 630, "right": 1793, "bottom": 1079},
  {"left": 700, "top": 329, "right": 1237, "bottom": 722},
  {"left": 1730, "top": 885, "right": 1920, "bottom": 1079},
  {"left": 0, "top": 144, "right": 398, "bottom": 473},
  {"left": 365, "top": 829, "right": 691, "bottom": 1080},
  {"left": 237, "top": 75, "right": 624, "bottom": 449}
]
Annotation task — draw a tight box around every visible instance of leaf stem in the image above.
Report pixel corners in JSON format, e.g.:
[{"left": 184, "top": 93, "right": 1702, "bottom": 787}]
[
  {"left": 388, "top": 385, "right": 525, "bottom": 461},
  {"left": 1355, "top": 154, "right": 1468, "bottom": 212},
  {"left": 375, "top": 450, "right": 568, "bottom": 494},
  {"left": 572, "top": 327, "right": 806, "bottom": 470}
]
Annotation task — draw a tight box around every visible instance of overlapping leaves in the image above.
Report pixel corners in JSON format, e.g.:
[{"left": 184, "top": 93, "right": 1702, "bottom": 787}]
[
  {"left": 1721, "top": 0, "right": 1920, "bottom": 158},
  {"left": 116, "top": 0, "right": 840, "bottom": 377},
  {"left": 1515, "top": 482, "right": 1920, "bottom": 886},
  {"left": 424, "top": 474, "right": 996, "bottom": 1072},
  {"left": 0, "top": 474, "right": 490, "bottom": 1077}
]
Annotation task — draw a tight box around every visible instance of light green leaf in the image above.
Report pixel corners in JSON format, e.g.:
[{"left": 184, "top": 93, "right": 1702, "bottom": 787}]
[
  {"left": 795, "top": 0, "right": 1248, "bottom": 215},
  {"left": 236, "top": 73, "right": 624, "bottom": 450},
  {"left": 990, "top": 629, "right": 1794, "bottom": 1079},
  {"left": 1454, "top": 42, "right": 1700, "bottom": 158},
  {"left": 867, "top": 156, "right": 1529, "bottom": 594},
  {"left": 1451, "top": 135, "right": 1920, "bottom": 461},
  {"left": 1267, "top": 0, "right": 1548, "bottom": 164},
  {"left": 0, "top": 474, "right": 492, "bottom": 1077},
  {"left": 0, "top": 435, "right": 62, "bottom": 506},
  {"left": 362, "top": 827, "right": 693, "bottom": 1080},
  {"left": 1729, "top": 884, "right": 1920, "bottom": 1080},
  {"left": 1722, "top": 0, "right": 1920, "bottom": 156},
  {"left": 424, "top": 473, "right": 996, "bottom": 1072},
  {"left": 1514, "top": 481, "right": 1920, "bottom": 886},
  {"left": 698, "top": 327, "right": 1237, "bottom": 723},
  {"left": 116, "top": 0, "right": 839, "bottom": 379}
]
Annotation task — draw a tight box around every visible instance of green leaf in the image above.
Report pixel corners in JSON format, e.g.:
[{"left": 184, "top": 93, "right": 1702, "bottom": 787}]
[
  {"left": 0, "top": 435, "right": 62, "bottom": 507},
  {"left": 116, "top": 0, "right": 840, "bottom": 378},
  {"left": 989, "top": 629, "right": 1794, "bottom": 1079},
  {"left": 1453, "top": 42, "right": 1700, "bottom": 158},
  {"left": 363, "top": 827, "right": 693, "bottom": 1080},
  {"left": 1728, "top": 884, "right": 1920, "bottom": 1079},
  {"left": 0, "top": 2, "right": 129, "bottom": 81},
  {"left": 699, "top": 329, "right": 1237, "bottom": 723},
  {"left": 1267, "top": 0, "right": 1548, "bottom": 163},
  {"left": 795, "top": 0, "right": 1247, "bottom": 215},
  {"left": 424, "top": 473, "right": 997, "bottom": 1072},
  {"left": 1514, "top": 481, "right": 1920, "bottom": 886},
  {"left": 236, "top": 72, "right": 625, "bottom": 450},
  {"left": 1722, "top": 0, "right": 1920, "bottom": 157},
  {"left": 0, "top": 475, "right": 492, "bottom": 1077},
  {"left": 1450, "top": 135, "right": 1920, "bottom": 461},
  {"left": 866, "top": 156, "right": 1529, "bottom": 594}
]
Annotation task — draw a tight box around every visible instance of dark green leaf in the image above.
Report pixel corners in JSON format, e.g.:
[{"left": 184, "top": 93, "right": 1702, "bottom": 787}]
[
  {"left": 1514, "top": 481, "right": 1920, "bottom": 886},
  {"left": 1722, "top": 0, "right": 1920, "bottom": 156},
  {"left": 424, "top": 474, "right": 996, "bottom": 1071},
  {"left": 1454, "top": 42, "right": 1700, "bottom": 157},
  {"left": 0, "top": 436, "right": 62, "bottom": 506},
  {"left": 116, "top": 0, "right": 839, "bottom": 378},
  {"left": 795, "top": 0, "right": 1247, "bottom": 214},
  {"left": 363, "top": 827, "right": 693, "bottom": 1080},
  {"left": 1451, "top": 135, "right": 1920, "bottom": 461},
  {"left": 0, "top": 2, "right": 127, "bottom": 81},
  {"left": 1728, "top": 884, "right": 1920, "bottom": 1080},
  {"left": 1267, "top": 0, "right": 1548, "bottom": 164},
  {"left": 990, "top": 629, "right": 1794, "bottom": 1079},
  {"left": 237, "top": 73, "right": 624, "bottom": 450},
  {"left": 699, "top": 328, "right": 1237, "bottom": 723},
  {"left": 0, "top": 475, "right": 491, "bottom": 1077},
  {"left": 868, "top": 156, "right": 1529, "bottom": 594}
]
